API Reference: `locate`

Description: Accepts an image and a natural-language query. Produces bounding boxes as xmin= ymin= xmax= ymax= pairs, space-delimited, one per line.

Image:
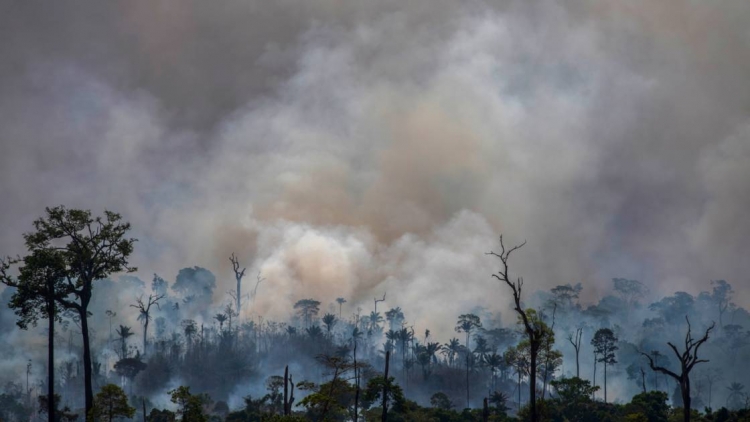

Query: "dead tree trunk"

xmin=641 ymin=317 xmax=715 ymax=422
xmin=488 ymin=236 xmax=543 ymax=422
xmin=229 ymin=253 xmax=246 ymax=313
xmin=567 ymin=328 xmax=582 ymax=378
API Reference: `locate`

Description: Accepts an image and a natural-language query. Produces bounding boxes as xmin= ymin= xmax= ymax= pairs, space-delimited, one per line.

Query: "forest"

xmin=0 ymin=207 xmax=748 ymax=422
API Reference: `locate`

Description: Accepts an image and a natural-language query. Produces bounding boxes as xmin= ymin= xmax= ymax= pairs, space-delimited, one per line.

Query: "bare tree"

xmin=252 ymin=272 xmax=265 ymax=307
xmin=567 ymin=327 xmax=583 ymax=378
xmin=374 ymin=293 xmax=386 ymax=313
xmin=641 ymin=317 xmax=715 ymax=422
xmin=229 ymin=253 xmax=247 ymax=313
xmin=488 ymin=235 xmax=546 ymax=422
xmin=131 ymin=293 xmax=165 ymax=354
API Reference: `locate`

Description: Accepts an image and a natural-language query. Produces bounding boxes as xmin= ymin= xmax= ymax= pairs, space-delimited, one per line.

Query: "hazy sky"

xmin=1 ymin=0 xmax=749 ymax=332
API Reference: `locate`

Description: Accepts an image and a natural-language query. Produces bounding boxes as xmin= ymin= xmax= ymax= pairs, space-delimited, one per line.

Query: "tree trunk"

xmin=466 ymin=354 xmax=470 ymax=408
xmin=47 ymin=293 xmax=55 ymax=422
xmin=575 ymin=349 xmax=580 ymax=379
xmin=143 ymin=319 xmax=149 ymax=355
xmin=284 ymin=366 xmax=289 ymax=415
xmin=604 ymin=362 xmax=608 ymax=403
xmin=517 ymin=370 xmax=521 ymax=411
xmin=681 ymin=378 xmax=691 ymax=422
xmin=382 ymin=351 xmax=390 ymax=422
xmin=529 ymin=347 xmax=538 ymax=422
xmin=80 ymin=304 xmax=94 ymax=421
xmin=592 ymin=354 xmax=597 ymax=400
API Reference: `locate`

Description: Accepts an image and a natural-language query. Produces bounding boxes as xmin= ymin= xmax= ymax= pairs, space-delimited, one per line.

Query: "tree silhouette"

xmin=641 ymin=317 xmax=715 ymax=422
xmin=591 ymin=328 xmax=618 ymax=402
xmin=322 ymin=313 xmax=337 ymax=338
xmin=336 ymin=298 xmax=346 ymax=318
xmin=456 ymin=313 xmax=481 ymax=408
xmin=21 ymin=206 xmax=136 ymax=418
xmin=229 ymin=253 xmax=247 ymax=313
xmin=726 ymin=382 xmax=745 ymax=409
xmin=131 ymin=292 xmax=165 ymax=354
xmin=488 ymin=235 xmax=545 ymax=422
xmin=294 ymin=299 xmax=321 ymax=327
xmin=116 ymin=325 xmax=135 ymax=359
xmin=214 ymin=313 xmax=228 ymax=331
xmin=1 ymin=248 xmax=68 ymax=422
xmin=567 ymin=327 xmax=583 ymax=378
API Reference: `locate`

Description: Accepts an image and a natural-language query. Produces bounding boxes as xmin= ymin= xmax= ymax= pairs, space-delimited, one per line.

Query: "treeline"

xmin=1 ymin=206 xmax=749 ymax=422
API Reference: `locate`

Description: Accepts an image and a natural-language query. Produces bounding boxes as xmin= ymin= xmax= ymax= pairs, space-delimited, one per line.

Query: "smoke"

xmin=2 ymin=0 xmax=750 ymax=374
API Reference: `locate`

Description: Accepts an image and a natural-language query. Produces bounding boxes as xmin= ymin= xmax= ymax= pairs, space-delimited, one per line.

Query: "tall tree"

xmin=131 ymin=292 xmax=165 ymax=354
xmin=336 ymin=298 xmax=346 ymax=318
xmin=641 ymin=317 xmax=715 ymax=422
xmin=322 ymin=313 xmax=337 ymax=338
xmin=22 ymin=206 xmax=136 ymax=419
xmin=229 ymin=253 xmax=246 ymax=313
xmin=294 ymin=299 xmax=321 ymax=327
xmin=591 ymin=328 xmax=618 ymax=402
xmin=710 ymin=280 xmax=733 ymax=329
xmin=567 ymin=327 xmax=583 ymax=378
xmin=116 ymin=325 xmax=135 ymax=359
xmin=1 ymin=249 xmax=68 ymax=422
xmin=455 ymin=313 xmax=481 ymax=408
xmin=488 ymin=235 xmax=544 ymax=422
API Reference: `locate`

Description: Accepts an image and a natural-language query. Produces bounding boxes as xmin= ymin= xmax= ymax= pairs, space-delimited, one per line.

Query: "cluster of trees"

xmin=1 ymin=206 xmax=749 ymax=422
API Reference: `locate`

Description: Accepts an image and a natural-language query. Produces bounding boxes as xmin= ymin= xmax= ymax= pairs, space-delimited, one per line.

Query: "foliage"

xmin=88 ymin=384 xmax=135 ymax=422
xmin=170 ymin=386 xmax=209 ymax=422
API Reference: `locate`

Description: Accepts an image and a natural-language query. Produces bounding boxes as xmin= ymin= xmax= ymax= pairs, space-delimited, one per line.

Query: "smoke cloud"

xmin=2 ymin=0 xmax=750 ymax=342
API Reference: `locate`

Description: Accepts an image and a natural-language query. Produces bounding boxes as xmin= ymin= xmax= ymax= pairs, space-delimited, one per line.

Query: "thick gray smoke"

xmin=1 ymin=0 xmax=749 ymax=351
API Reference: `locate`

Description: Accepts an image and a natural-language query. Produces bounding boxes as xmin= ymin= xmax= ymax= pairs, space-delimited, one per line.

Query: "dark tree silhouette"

xmin=294 ymin=299 xmax=321 ymax=327
xmin=591 ymin=328 xmax=618 ymax=402
xmin=488 ymin=235 xmax=545 ymax=422
xmin=456 ymin=313 xmax=481 ymax=408
xmin=116 ymin=325 xmax=135 ymax=359
xmin=131 ymin=292 xmax=165 ymax=354
xmin=567 ymin=327 xmax=583 ymax=378
xmin=20 ymin=206 xmax=136 ymax=419
xmin=322 ymin=313 xmax=337 ymax=338
xmin=641 ymin=317 xmax=715 ymax=422
xmin=1 ymin=249 xmax=68 ymax=422
xmin=336 ymin=297 xmax=346 ymax=318
xmin=229 ymin=253 xmax=247 ymax=313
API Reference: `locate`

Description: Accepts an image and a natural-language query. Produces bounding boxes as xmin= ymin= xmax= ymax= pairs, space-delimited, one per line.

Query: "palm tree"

xmin=321 ymin=313 xmax=337 ymax=338
xmin=214 ymin=313 xmax=228 ymax=331
xmin=727 ymin=382 xmax=746 ymax=409
xmin=456 ymin=314 xmax=482 ymax=408
xmin=385 ymin=307 xmax=404 ymax=331
xmin=368 ymin=311 xmax=384 ymax=333
xmin=182 ymin=320 xmax=197 ymax=349
xmin=386 ymin=330 xmax=398 ymax=354
xmin=444 ymin=338 xmax=461 ymax=368
xmin=455 ymin=314 xmax=482 ymax=351
xmin=115 ymin=325 xmax=134 ymax=359
xmin=473 ymin=335 xmax=491 ymax=361
xmin=335 ymin=298 xmax=346 ymax=318
xmin=306 ymin=325 xmax=324 ymax=340
xmin=484 ymin=353 xmax=504 ymax=392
